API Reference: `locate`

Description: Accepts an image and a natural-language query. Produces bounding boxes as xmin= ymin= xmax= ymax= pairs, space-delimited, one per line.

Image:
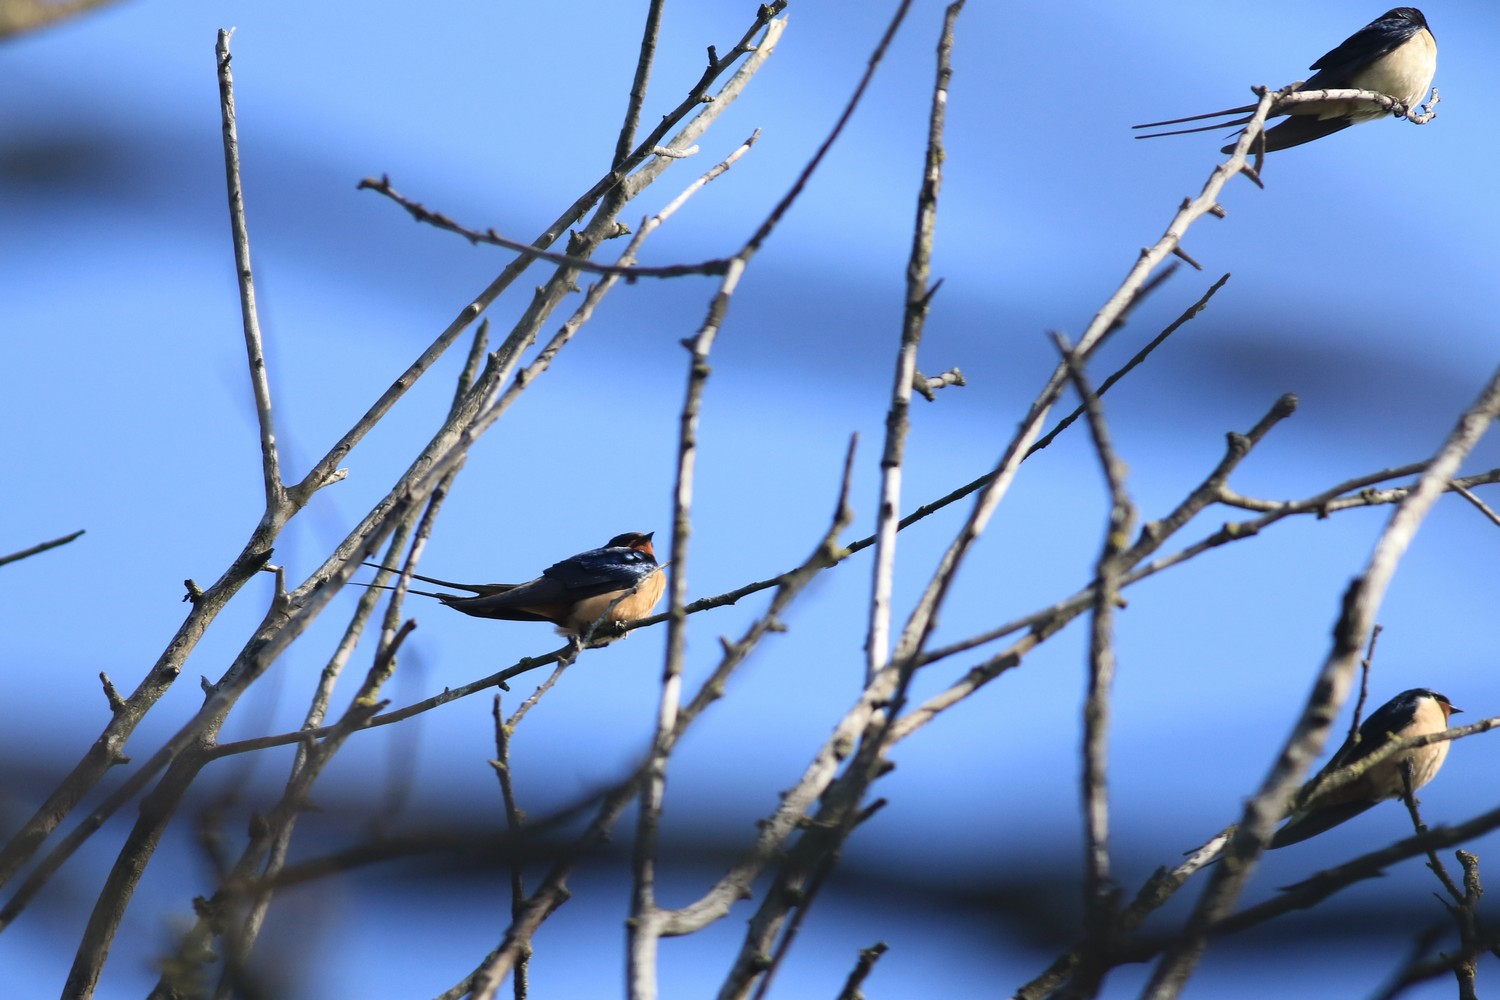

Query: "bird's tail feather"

xmin=346 ymin=579 xmax=453 ymax=601
xmin=1133 ymin=103 xmax=1258 ymax=130
xmin=1269 ymin=799 xmax=1379 ymax=849
xmin=1135 ymin=117 xmax=1253 ymax=140
xmin=1220 ymin=114 xmax=1352 ymax=153
xmin=361 ymin=561 xmax=515 ymax=595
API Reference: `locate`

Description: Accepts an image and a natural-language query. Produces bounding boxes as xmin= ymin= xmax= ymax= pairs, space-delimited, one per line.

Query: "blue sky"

xmin=3 ymin=2 xmax=1499 ymax=997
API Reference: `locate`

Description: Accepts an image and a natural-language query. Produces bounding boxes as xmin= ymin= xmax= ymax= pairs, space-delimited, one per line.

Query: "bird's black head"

xmin=1387 ymin=688 xmax=1459 ymax=721
xmin=605 ymin=531 xmax=656 ymax=559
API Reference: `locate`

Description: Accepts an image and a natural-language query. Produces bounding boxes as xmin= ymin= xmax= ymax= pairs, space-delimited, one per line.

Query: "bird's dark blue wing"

xmin=1306 ymin=8 xmax=1423 ymax=82
xmin=542 ymin=545 xmax=657 ymax=596
xmin=1320 ymin=687 xmax=1427 ymax=772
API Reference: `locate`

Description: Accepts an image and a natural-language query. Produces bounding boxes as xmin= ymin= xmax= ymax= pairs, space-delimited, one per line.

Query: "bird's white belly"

xmin=1341 ymin=31 xmax=1438 ymax=120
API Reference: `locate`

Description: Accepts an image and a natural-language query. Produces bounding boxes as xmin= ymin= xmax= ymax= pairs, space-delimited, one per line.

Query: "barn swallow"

xmin=1134 ymin=8 xmax=1436 ymax=153
xmin=1270 ymin=688 xmax=1459 ymax=848
xmin=358 ymin=531 xmax=665 ymax=641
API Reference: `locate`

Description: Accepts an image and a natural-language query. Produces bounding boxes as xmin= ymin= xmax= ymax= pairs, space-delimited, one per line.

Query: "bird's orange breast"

xmin=555 ymin=568 xmax=666 ymax=639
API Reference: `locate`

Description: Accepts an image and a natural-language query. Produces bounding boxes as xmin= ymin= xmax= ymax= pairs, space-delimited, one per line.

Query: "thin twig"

xmin=339 ymin=45 xmax=784 ymax=591
xmin=506 ymin=664 xmax=570 ymax=731
xmin=867 ymin=0 xmax=957 ymax=684
xmin=219 ymin=485 xmax=449 ymax=996
xmin=0 ymin=16 xmax=794 ymax=992
xmin=1399 ymin=761 xmax=1463 ymax=904
xmin=1031 ymin=274 xmax=1229 ymax=456
xmin=1347 ymin=624 xmax=1382 ymax=745
xmin=491 ymin=696 xmax=531 ymax=1000
xmin=1452 ymin=481 xmax=1500 ymax=527
xmin=457 ymin=139 xmax=779 ymax=996
xmin=1271 ymin=85 xmax=1438 ymax=123
xmin=1451 ymin=852 xmax=1486 ymax=999
xmin=358 ymin=176 xmax=733 ymax=280
xmin=216 ymin=28 xmax=284 ymax=507
xmin=1053 ymin=330 xmax=1136 ymax=995
xmin=834 ymin=942 xmax=889 ymax=1000
xmin=0 ymin=529 xmax=85 ymax=568
xmin=912 ymin=366 xmax=964 ymax=400
xmin=854 ymin=264 xmax=1185 ymax=533
xmin=613 ymin=0 xmax=664 ymax=170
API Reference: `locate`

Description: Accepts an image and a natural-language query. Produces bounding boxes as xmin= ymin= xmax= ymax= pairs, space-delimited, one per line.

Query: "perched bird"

xmin=1134 ymin=8 xmax=1437 ymax=153
xmin=1271 ymin=688 xmax=1459 ymax=848
xmin=359 ymin=531 xmax=665 ymax=641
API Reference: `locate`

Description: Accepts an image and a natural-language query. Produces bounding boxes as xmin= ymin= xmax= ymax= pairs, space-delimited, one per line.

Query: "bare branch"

xmin=0 ymin=529 xmax=85 ymax=568
xmin=1031 ymin=274 xmax=1229 ymax=456
xmin=834 ymin=942 xmax=889 ymax=1000
xmin=1270 ymin=85 xmax=1440 ymax=124
xmin=491 ymin=696 xmax=531 ymax=1000
xmin=613 ymin=0 xmax=666 ymax=170
xmin=1052 ymin=331 xmax=1136 ymax=993
xmin=357 ymin=175 xmax=733 ymax=279
xmin=1452 ymin=481 xmax=1500 ymax=527
xmin=867 ymin=0 xmax=957 ymax=683
xmin=215 ymin=29 xmax=284 ymax=507
xmin=911 ymin=366 xmax=964 ymax=401
xmin=1398 ymin=760 xmax=1463 ymax=906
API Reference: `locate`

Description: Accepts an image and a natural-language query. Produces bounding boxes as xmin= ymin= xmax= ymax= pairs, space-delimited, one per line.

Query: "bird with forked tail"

xmin=356 ymin=531 xmax=665 ymax=643
xmin=1134 ymin=8 xmax=1436 ymax=154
